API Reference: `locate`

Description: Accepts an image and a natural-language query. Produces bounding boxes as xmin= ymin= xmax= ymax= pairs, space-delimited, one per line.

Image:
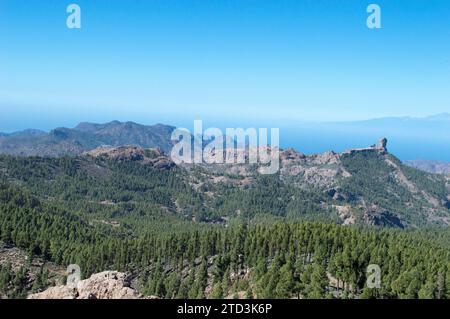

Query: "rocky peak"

xmin=280 ymin=148 xmax=306 ymax=161
xmin=343 ymin=138 xmax=389 ymax=156
xmin=377 ymin=138 xmax=388 ymax=152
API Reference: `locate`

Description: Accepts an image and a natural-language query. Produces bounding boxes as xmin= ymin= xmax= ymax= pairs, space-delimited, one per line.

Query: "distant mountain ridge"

xmin=405 ymin=159 xmax=450 ymax=175
xmin=329 ymin=113 xmax=450 ymax=124
xmin=0 ymin=121 xmax=176 ymax=157
xmin=2 ymin=116 xmax=449 ymax=162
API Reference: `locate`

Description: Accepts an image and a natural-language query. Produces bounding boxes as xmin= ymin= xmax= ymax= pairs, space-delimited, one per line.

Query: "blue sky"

xmin=1 ymin=0 xmax=450 ymax=131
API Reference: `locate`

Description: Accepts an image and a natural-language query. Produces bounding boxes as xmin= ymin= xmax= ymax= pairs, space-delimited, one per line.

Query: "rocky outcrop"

xmin=363 ymin=207 xmax=404 ymax=228
xmin=377 ymin=138 xmax=388 ymax=152
xmin=326 ymin=188 xmax=350 ymax=201
xmin=343 ymin=138 xmax=388 ymax=156
xmin=279 ymin=149 xmax=349 ymax=188
xmin=85 ymin=146 xmax=175 ymax=170
xmin=280 ymin=148 xmax=306 ymax=161
xmin=28 ymin=271 xmax=149 ymax=299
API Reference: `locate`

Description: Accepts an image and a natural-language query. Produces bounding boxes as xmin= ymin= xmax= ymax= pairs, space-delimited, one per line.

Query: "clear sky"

xmin=1 ymin=0 xmax=450 ymax=131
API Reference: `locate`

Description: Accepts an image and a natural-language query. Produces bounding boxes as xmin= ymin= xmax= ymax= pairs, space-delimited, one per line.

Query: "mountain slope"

xmin=186 ymin=139 xmax=450 ymax=227
xmin=0 ymin=139 xmax=449 ymax=228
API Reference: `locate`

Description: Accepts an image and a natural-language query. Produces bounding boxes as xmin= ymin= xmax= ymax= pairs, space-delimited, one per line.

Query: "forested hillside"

xmin=0 ymin=141 xmax=448 ymax=228
xmin=1 ymin=182 xmax=450 ymax=299
xmin=0 ymin=145 xmax=450 ymax=299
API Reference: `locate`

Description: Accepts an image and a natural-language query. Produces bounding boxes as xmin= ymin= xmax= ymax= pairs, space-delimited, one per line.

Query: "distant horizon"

xmin=1 ymin=111 xmax=449 ymax=134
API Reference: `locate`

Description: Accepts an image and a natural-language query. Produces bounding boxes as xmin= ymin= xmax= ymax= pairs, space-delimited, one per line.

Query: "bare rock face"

xmin=85 ymin=146 xmax=175 ymax=170
xmin=280 ymin=148 xmax=306 ymax=161
xmin=28 ymin=271 xmax=145 ymax=299
xmin=363 ymin=206 xmax=404 ymax=228
xmin=279 ymin=149 xmax=348 ymax=188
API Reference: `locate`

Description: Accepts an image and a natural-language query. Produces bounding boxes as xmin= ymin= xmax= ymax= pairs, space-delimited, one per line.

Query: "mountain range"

xmin=2 ymin=116 xmax=450 ymax=163
xmin=0 ymin=121 xmax=175 ymax=157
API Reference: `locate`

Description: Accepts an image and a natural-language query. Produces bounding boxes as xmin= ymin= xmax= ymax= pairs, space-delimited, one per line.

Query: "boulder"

xmin=28 ymin=271 xmax=147 ymax=299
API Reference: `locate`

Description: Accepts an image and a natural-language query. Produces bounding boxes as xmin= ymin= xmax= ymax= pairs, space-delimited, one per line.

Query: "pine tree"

xmin=308 ymin=264 xmax=328 ymax=299
xmin=210 ymin=282 xmax=224 ymax=299
xmin=418 ymin=276 xmax=437 ymax=299
xmin=275 ymin=261 xmax=294 ymax=298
